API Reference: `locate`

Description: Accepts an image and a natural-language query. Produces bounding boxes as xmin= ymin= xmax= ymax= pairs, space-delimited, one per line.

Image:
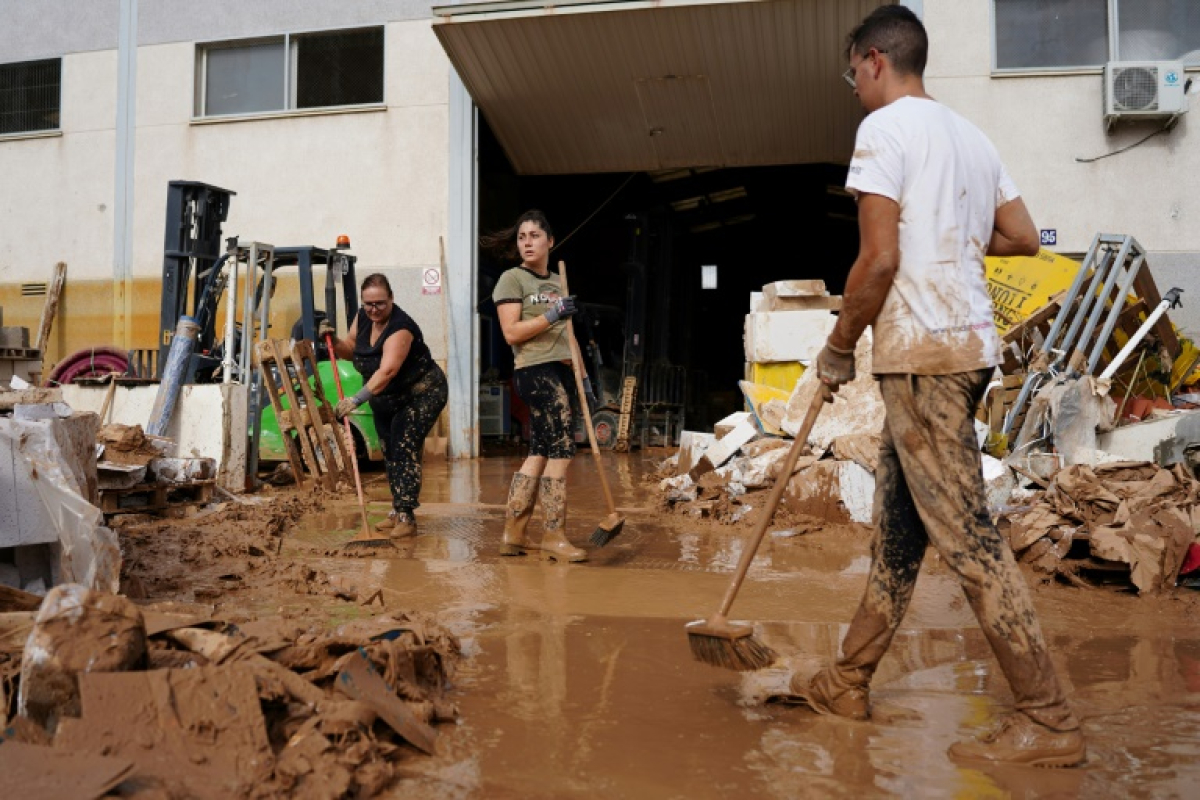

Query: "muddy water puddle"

xmin=283 ymin=456 xmax=1200 ymax=797
xmin=386 ymin=608 xmax=1200 ymax=799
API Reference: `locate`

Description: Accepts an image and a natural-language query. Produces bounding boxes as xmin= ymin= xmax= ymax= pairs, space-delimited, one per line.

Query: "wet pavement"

xmin=287 ymin=453 xmax=1200 ymax=799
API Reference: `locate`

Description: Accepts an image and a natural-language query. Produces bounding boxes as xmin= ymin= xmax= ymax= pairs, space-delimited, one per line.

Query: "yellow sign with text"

xmin=985 ymin=249 xmax=1082 ymax=335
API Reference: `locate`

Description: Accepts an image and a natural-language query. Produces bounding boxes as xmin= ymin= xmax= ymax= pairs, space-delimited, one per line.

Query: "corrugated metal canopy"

xmin=432 ymin=0 xmax=891 ymax=175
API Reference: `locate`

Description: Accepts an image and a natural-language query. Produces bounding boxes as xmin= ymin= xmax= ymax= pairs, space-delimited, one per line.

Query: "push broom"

xmin=326 ymin=332 xmax=395 ymax=552
xmin=559 ymin=261 xmax=626 ymax=547
xmin=687 ymin=385 xmax=831 ymax=670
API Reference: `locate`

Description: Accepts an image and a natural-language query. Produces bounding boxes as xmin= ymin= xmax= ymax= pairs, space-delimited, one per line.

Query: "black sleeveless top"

xmin=352 ymin=306 xmax=435 ymax=396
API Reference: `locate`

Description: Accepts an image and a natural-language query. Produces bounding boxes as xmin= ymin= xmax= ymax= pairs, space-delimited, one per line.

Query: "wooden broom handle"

xmin=716 ymin=386 xmax=829 ymax=618
xmin=559 ymin=261 xmax=618 ymax=514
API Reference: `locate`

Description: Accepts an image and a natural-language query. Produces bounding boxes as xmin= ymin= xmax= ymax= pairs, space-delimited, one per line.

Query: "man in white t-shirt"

xmin=794 ymin=7 xmax=1085 ymax=768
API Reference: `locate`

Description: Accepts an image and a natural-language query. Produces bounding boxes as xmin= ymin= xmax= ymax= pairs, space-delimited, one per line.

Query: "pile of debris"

xmin=999 ymin=462 xmax=1200 ymax=594
xmin=1 ymin=583 xmax=460 ymax=799
xmin=659 ymin=236 xmax=1200 ymax=594
xmin=97 ymin=423 xmax=216 ymax=516
xmin=658 ymin=329 xmax=881 ymax=528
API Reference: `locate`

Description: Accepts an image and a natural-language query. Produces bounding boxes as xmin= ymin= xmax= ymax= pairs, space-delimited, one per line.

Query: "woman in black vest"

xmin=323 ymin=273 xmax=447 ymax=537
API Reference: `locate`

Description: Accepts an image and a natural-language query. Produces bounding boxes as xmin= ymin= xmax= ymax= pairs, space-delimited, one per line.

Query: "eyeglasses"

xmin=362 ymin=300 xmax=389 ymax=310
xmin=843 ymin=48 xmax=887 ymax=90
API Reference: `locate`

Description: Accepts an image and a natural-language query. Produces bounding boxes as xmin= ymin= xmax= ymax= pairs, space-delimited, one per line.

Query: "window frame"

xmin=193 ymin=24 xmax=387 ymax=122
xmin=991 ymin=0 xmax=1200 ymax=76
xmin=0 ymin=56 xmax=64 ymax=140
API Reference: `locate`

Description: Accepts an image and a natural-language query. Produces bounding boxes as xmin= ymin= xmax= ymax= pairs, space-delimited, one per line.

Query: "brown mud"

xmin=10 ymin=452 xmax=1199 ymax=797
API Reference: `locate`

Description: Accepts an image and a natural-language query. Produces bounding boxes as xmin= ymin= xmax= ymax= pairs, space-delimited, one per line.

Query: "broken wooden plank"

xmin=336 ymin=649 xmax=438 ymax=755
xmin=35 ymin=262 xmax=67 ymax=368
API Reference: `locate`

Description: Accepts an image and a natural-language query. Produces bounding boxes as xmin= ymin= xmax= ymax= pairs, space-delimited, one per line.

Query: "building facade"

xmin=0 ymin=0 xmax=1197 ymax=457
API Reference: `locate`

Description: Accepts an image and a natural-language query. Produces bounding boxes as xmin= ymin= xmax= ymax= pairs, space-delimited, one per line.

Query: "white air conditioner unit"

xmin=1104 ymin=61 xmax=1189 ymax=131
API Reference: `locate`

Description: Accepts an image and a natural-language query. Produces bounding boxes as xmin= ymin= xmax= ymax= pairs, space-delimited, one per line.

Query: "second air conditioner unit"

xmin=1104 ymin=60 xmax=1189 ymax=131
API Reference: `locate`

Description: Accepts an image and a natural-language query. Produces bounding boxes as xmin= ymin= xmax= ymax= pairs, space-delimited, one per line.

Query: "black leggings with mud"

xmin=834 ymin=370 xmax=1078 ymax=731
xmin=513 ymin=362 xmax=576 ymax=459
xmin=369 ymin=365 xmax=448 ymax=513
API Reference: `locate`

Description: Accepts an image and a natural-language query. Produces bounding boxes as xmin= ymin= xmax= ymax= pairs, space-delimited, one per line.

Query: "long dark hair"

xmin=479 ymin=209 xmax=554 ymax=262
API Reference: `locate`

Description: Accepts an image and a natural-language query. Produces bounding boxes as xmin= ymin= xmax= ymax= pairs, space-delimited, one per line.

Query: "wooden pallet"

xmin=613 ymin=376 xmax=638 ymax=453
xmin=255 ymin=338 xmax=349 ymax=491
xmin=100 ymin=480 xmax=214 ymax=514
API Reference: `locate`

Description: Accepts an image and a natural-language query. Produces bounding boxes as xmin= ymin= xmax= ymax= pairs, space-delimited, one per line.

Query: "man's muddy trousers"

xmin=368 ymin=364 xmax=449 ymax=514
xmin=832 ymin=369 xmax=1078 ymax=731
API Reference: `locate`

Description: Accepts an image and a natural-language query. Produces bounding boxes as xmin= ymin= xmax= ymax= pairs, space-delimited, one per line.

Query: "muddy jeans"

xmin=833 ymin=370 xmax=1078 ymax=731
xmin=369 ymin=364 xmax=448 ymax=513
xmin=513 ymin=361 xmax=577 ymax=459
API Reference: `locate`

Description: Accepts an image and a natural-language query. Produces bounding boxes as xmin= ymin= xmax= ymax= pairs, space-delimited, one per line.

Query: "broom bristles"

xmin=686 ymin=625 xmax=778 ymax=672
xmin=342 ymin=535 xmax=397 ymax=552
xmin=589 ymin=514 xmax=626 ymax=547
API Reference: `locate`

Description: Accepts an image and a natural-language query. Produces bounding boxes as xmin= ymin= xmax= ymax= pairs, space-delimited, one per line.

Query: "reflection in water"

xmin=287 ymin=454 xmax=1200 ymax=797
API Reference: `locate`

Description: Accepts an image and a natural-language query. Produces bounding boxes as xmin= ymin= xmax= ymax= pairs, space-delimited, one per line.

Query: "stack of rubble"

xmin=97 ymin=423 xmax=216 ymax=516
xmin=660 ymin=325 xmax=882 ymax=528
xmin=0 ymin=583 xmax=460 ymax=798
xmin=744 ymin=280 xmax=839 ymax=394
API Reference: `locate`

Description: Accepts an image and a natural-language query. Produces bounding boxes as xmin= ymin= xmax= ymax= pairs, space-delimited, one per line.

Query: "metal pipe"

xmin=147 ymin=315 xmax=200 ymax=438
xmin=1086 ymin=252 xmax=1146 ymax=374
xmin=1098 ymin=288 xmax=1183 ymax=381
xmin=1070 ymin=237 xmax=1135 ymax=370
xmin=1056 ymin=245 xmax=1117 ymax=369
xmin=222 ymin=257 xmax=238 ymax=384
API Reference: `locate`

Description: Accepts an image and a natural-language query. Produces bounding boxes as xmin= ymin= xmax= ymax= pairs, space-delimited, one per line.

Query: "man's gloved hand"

xmin=544 ymin=295 xmax=578 ymax=324
xmin=335 ymin=397 xmax=359 ymax=420
xmin=317 ymin=319 xmax=336 ymax=342
xmin=815 ymin=341 xmax=856 ymax=390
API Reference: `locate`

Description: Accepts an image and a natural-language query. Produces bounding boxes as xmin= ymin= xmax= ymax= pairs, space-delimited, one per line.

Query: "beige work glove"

xmin=815 ymin=342 xmax=856 ymax=391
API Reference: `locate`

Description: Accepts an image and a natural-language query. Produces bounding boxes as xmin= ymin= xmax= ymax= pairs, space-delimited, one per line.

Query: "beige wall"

xmin=0 ymin=19 xmax=453 ymax=363
xmin=924 ymin=0 xmax=1198 ymax=257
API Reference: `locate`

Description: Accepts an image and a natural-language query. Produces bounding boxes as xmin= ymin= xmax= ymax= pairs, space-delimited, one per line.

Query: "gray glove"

xmin=544 ymin=295 xmax=578 ymax=324
xmin=317 ymin=319 xmax=336 ymax=341
xmin=334 ymin=397 xmax=358 ymax=420
xmin=815 ymin=342 xmax=856 ymax=390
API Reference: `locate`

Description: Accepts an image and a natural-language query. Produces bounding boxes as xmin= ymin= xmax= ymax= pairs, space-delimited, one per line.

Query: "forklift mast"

xmin=158 ymin=181 xmax=236 ymax=378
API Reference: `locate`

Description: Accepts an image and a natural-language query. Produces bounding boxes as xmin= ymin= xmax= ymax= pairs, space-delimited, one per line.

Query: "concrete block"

xmin=0 ymin=327 xmax=30 ymax=349
xmin=744 ymin=311 xmax=837 ymax=363
xmin=783 ymin=460 xmax=874 ymax=524
xmin=690 ymin=417 xmax=759 ymax=479
xmin=676 ymin=431 xmax=715 ymax=476
xmin=715 ymin=411 xmax=752 ymax=439
xmin=1095 ymin=412 xmax=1200 ymax=466
xmin=763 ymin=280 xmax=827 ymax=300
xmin=765 ymin=295 xmax=843 ymax=312
xmin=750 ymin=291 xmax=763 ymax=313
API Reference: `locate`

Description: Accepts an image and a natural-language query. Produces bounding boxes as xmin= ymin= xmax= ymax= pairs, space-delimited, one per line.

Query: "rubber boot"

xmin=538 ymin=476 xmax=586 ymax=563
xmin=501 ymin=473 xmax=539 ymax=556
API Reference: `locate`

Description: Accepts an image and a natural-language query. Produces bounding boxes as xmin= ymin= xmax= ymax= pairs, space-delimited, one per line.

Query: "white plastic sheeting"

xmin=0 ymin=417 xmax=120 ymax=593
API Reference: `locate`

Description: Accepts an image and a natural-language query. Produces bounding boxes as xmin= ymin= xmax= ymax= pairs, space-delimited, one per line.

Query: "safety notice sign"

xmin=422 ymin=267 xmax=442 ymax=295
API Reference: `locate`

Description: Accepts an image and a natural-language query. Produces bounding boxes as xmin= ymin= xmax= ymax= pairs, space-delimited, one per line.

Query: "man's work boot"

xmin=790 ymin=666 xmax=870 ymax=721
xmin=537 ymin=476 xmax=586 ymax=563
xmin=948 ymin=713 xmax=1086 ymax=768
xmin=501 ymin=473 xmax=539 ymax=556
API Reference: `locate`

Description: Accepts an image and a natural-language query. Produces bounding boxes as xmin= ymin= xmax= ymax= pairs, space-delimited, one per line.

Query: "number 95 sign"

xmin=1039 ymin=229 xmax=1057 ymax=247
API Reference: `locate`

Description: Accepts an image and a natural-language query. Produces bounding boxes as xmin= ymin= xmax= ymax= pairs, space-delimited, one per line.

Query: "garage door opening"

xmin=475 ymin=118 xmax=860 ymax=452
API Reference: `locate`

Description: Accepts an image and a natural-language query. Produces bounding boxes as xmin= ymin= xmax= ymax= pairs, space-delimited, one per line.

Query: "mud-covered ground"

xmin=111 ymin=451 xmax=1200 ymax=799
